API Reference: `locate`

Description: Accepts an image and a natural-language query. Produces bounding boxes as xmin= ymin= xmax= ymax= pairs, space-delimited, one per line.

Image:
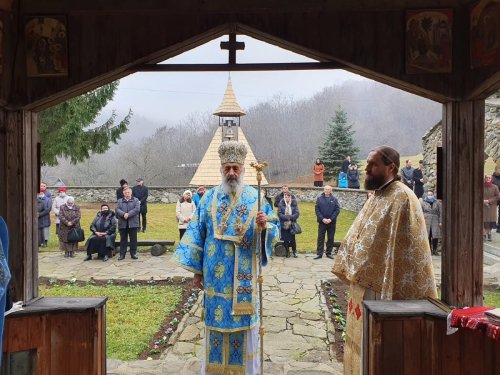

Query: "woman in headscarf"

xmin=58 ymin=196 xmax=81 ymax=257
xmin=484 ymin=175 xmax=500 ymax=242
xmin=84 ymin=204 xmax=117 ymax=262
xmin=419 ymin=189 xmax=442 ymax=255
xmin=278 ymin=192 xmax=300 ymax=258
xmin=176 ymin=190 xmax=196 ymax=239
xmin=347 ymin=163 xmax=360 ymax=189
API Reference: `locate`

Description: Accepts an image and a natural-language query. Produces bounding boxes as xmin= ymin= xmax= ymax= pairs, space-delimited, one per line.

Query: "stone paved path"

xmin=38 ymin=232 xmax=500 ymax=375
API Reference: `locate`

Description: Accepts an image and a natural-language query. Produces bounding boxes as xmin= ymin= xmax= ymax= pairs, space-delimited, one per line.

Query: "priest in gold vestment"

xmin=332 ymin=146 xmax=437 ymax=375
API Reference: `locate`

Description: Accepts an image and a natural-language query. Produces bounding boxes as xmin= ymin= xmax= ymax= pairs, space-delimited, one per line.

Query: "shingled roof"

xmin=213 ymin=79 xmax=247 ymax=117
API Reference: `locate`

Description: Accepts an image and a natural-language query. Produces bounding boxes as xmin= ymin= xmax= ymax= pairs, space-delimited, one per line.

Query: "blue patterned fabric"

xmin=208 ymin=330 xmax=224 ymax=365
xmin=228 ymin=331 xmax=245 ymax=367
xmin=174 ymin=185 xmax=278 ymax=332
xmin=0 ymin=217 xmax=12 ymax=368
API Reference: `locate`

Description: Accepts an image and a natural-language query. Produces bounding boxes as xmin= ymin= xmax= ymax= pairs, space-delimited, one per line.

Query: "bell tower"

xmin=189 ymin=78 xmax=268 ymax=186
xmin=213 ymin=78 xmax=246 ymax=141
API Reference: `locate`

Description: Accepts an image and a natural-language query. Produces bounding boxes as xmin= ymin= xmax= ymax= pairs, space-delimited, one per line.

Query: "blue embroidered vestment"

xmin=174 ymin=185 xmax=278 ymax=332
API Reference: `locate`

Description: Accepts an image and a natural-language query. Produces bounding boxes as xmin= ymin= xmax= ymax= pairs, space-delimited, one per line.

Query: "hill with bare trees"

xmin=42 ymin=80 xmax=441 ymax=185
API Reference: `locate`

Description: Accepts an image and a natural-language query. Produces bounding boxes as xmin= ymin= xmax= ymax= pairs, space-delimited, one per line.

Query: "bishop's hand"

xmin=256 ymin=211 xmax=267 ymax=229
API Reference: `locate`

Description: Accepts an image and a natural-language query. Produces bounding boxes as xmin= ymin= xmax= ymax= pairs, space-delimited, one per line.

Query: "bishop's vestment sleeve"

xmin=261 ymin=199 xmax=279 ymax=266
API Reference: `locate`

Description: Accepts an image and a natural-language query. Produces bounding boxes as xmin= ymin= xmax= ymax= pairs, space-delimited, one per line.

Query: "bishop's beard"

xmin=221 ymin=171 xmax=245 ymax=195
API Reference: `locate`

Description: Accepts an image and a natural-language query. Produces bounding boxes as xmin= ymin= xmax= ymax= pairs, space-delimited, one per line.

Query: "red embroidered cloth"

xmin=450 ymin=306 xmax=500 ymax=341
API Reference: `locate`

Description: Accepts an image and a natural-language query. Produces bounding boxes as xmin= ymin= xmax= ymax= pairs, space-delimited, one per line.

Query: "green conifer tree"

xmin=38 ymin=81 xmax=132 ymax=166
xmin=318 ymin=107 xmax=360 ymax=180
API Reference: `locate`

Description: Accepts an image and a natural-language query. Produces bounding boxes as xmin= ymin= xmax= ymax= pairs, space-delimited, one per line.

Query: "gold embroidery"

xmin=215 ymin=262 xmax=225 ymax=279
xmin=208 ymin=243 xmax=216 ymax=257
xmin=212 ymin=186 xmax=244 ymax=237
xmin=205 ymin=289 xmax=232 ymax=299
xmin=225 ymin=243 xmax=235 ymax=256
xmin=215 ymin=305 xmax=223 ymax=323
xmin=241 ymin=257 xmax=250 ymax=272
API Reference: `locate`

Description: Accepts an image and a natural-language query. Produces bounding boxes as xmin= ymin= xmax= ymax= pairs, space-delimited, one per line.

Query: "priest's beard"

xmin=222 ymin=171 xmax=245 ymax=195
xmin=364 ymin=173 xmax=387 ymax=190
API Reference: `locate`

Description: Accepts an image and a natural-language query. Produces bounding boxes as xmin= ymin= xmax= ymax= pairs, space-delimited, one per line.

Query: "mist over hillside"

xmin=43 ymin=80 xmax=441 ymax=185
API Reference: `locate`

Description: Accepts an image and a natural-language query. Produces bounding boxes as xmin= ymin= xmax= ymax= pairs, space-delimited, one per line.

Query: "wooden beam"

xmin=20 ymin=0 xmax=472 ymax=14
xmin=466 ymin=70 xmax=500 ymax=101
xmin=0 ymin=0 xmax=13 ymax=11
xmin=0 ymin=110 xmax=38 ymax=303
xmin=441 ymin=100 xmax=485 ymax=307
xmin=131 ymin=62 xmax=345 ymax=73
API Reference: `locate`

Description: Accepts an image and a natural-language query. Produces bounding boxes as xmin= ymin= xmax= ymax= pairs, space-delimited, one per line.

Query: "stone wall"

xmin=422 ymin=96 xmax=500 ymax=189
xmin=54 ymin=186 xmax=368 ymax=213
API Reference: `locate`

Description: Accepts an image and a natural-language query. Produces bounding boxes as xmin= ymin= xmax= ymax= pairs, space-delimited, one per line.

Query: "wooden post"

xmin=0 ymin=109 xmax=39 ymax=303
xmin=441 ymin=100 xmax=485 ymax=307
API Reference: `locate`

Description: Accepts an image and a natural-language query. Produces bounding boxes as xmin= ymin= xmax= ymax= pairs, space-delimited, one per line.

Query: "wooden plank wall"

xmin=367 ymin=316 xmax=500 ymax=375
xmin=10 ymin=1 xmax=481 ymax=109
xmin=0 ymin=109 xmax=38 ymax=303
xmin=3 ymin=309 xmax=106 ymax=375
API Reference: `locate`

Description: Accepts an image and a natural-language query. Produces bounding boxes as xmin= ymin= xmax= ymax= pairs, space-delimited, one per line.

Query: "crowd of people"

xmin=312 ymin=156 xmax=360 ymax=189
xmin=36 ymin=177 xmax=151 ymax=261
xmin=37 ymin=160 xmax=500 ymax=265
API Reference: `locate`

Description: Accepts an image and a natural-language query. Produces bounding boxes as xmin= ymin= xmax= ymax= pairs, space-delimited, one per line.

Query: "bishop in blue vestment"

xmin=174 ymin=141 xmax=278 ymax=375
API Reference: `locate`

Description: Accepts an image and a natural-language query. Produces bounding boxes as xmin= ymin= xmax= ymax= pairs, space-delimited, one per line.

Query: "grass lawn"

xmin=484 ymin=288 xmax=500 ymax=307
xmin=41 ymin=201 xmax=358 ymax=254
xmin=39 ymin=282 xmax=183 ymax=360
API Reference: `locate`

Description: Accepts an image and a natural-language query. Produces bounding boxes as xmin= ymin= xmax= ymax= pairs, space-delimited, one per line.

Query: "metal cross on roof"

xmin=220 ymin=33 xmax=245 ymax=64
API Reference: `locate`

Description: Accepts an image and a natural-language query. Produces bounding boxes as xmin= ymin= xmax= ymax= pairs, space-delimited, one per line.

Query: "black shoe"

xmin=326 ymin=254 xmax=334 ymax=259
xmin=142 ymin=229 xmax=146 ymax=233
xmin=293 ymin=253 xmax=298 ymax=258
xmin=83 ymin=255 xmax=92 ymax=261
xmin=131 ymin=254 xmax=138 ymax=260
xmin=118 ymin=255 xmax=125 ymax=261
xmin=103 ymin=255 xmax=109 ymax=262
xmin=313 ymin=255 xmax=322 ymax=260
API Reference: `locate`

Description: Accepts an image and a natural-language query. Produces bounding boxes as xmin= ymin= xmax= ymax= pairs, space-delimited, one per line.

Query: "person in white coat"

xmin=175 ymin=190 xmax=196 ymax=240
xmin=52 ymin=187 xmax=69 ymax=235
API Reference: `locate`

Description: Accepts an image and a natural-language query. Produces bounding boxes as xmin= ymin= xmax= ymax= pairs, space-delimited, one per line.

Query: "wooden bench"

xmin=114 ymin=240 xmax=175 ymax=247
xmin=112 ymin=240 xmax=176 ymax=256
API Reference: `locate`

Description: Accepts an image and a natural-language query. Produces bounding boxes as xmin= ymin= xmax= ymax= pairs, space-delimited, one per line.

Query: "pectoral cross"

xmin=220 ymin=33 xmax=245 ymax=64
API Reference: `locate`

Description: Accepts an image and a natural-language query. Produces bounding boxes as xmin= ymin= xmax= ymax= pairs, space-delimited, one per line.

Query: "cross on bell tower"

xmin=220 ymin=33 xmax=245 ymax=64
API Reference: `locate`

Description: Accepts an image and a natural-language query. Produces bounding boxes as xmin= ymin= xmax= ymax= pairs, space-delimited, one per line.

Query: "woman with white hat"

xmin=176 ymin=190 xmax=196 ymax=239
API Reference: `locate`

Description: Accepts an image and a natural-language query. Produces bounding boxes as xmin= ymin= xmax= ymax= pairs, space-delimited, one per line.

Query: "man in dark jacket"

xmin=493 ymin=166 xmax=500 ymax=232
xmin=116 ymin=188 xmax=141 ymax=260
xmin=314 ymin=185 xmax=340 ymax=259
xmin=132 ymin=178 xmax=149 ymax=232
xmin=341 ymin=155 xmax=351 ymax=174
xmin=116 ymin=179 xmax=128 ymax=201
xmin=400 ymin=160 xmax=415 ymax=189
xmin=412 ymin=160 xmax=426 ymax=198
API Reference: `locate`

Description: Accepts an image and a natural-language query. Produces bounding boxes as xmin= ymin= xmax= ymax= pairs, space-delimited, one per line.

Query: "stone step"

xmin=107 ymin=358 xmax=342 ymax=374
